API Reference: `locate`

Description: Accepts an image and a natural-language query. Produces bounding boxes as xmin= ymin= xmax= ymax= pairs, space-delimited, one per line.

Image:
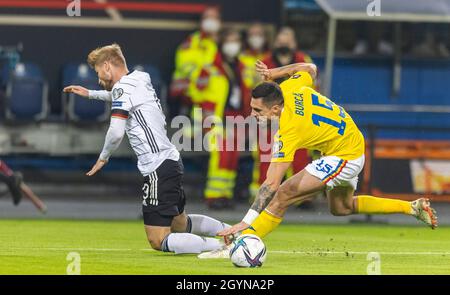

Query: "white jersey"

xmin=106 ymin=70 xmax=179 ymax=176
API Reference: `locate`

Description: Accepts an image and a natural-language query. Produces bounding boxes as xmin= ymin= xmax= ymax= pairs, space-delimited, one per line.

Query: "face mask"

xmin=248 ymin=35 xmax=265 ymax=50
xmin=201 ymin=18 xmax=221 ymax=33
xmin=222 ymin=42 xmax=241 ymax=59
xmin=274 ymin=46 xmax=292 ymax=56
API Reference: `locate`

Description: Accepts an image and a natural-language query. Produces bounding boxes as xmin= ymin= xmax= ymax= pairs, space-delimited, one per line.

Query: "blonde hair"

xmin=87 ymin=43 xmax=126 ymax=68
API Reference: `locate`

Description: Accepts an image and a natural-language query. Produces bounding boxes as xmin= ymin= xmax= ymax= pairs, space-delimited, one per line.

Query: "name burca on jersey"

xmin=271 ymin=71 xmax=365 ymax=162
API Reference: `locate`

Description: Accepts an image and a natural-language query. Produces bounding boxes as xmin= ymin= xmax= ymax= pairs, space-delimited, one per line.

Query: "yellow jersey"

xmin=271 ymin=72 xmax=365 ymax=163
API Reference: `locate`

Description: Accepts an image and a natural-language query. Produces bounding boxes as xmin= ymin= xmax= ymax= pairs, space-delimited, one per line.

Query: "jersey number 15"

xmin=311 ymin=94 xmax=346 ymax=136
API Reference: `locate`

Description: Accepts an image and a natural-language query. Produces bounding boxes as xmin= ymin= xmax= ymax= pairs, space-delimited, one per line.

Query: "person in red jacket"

xmin=201 ymin=29 xmax=251 ymax=210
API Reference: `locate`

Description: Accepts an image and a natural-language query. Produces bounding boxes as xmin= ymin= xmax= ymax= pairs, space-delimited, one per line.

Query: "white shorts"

xmin=305 ymin=155 xmax=365 ymax=191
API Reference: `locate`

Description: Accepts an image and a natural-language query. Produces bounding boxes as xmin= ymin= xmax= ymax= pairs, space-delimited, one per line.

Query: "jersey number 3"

xmin=311 ymin=94 xmax=346 ymax=136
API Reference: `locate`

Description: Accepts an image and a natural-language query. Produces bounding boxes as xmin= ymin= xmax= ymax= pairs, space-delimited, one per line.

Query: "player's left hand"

xmin=86 ymin=159 xmax=108 ymax=176
xmin=218 ymin=221 xmax=250 ymax=243
xmin=255 ymin=60 xmax=272 ymax=81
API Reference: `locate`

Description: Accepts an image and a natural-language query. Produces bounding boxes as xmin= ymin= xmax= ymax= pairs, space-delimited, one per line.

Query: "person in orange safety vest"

xmin=169 ymin=6 xmax=221 ymax=119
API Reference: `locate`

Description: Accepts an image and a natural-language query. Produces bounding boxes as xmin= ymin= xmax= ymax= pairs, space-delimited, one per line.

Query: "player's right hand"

xmin=86 ymin=159 xmax=107 ymax=176
xmin=218 ymin=221 xmax=250 ymax=244
xmin=63 ymin=85 xmax=89 ymax=98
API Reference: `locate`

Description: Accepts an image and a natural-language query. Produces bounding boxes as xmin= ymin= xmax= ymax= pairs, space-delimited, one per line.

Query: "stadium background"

xmin=0 ymin=0 xmax=449 ymax=275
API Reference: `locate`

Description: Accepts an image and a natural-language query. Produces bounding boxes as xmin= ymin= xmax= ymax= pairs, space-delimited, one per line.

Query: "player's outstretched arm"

xmin=256 ymin=60 xmax=317 ymax=81
xmin=86 ymin=117 xmax=126 ymax=176
xmin=63 ymin=85 xmax=112 ymax=102
xmin=63 ymin=85 xmax=89 ymax=97
xmin=249 ymin=162 xmax=290 ymax=213
xmin=218 ymin=161 xmax=291 ymax=239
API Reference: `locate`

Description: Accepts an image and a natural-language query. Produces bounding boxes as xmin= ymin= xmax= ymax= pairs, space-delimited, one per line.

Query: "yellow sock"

xmin=242 ymin=210 xmax=282 ymax=239
xmin=356 ymin=195 xmax=413 ymax=215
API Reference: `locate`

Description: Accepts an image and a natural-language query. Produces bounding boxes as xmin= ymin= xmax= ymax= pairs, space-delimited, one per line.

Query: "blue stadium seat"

xmin=0 ymin=62 xmax=12 ymax=87
xmin=62 ymin=62 xmax=94 ymax=87
xmin=5 ymin=62 xmax=49 ymax=121
xmin=284 ymin=0 xmax=321 ymax=11
xmin=314 ymin=57 xmax=393 ymax=105
xmin=62 ymin=63 xmax=109 ymax=122
xmin=416 ymin=60 xmax=450 ymax=105
xmin=312 ymin=56 xmax=450 ymax=138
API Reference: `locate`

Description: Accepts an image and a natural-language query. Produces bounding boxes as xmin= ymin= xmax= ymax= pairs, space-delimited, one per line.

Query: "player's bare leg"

xmin=199 ymin=171 xmax=331 ymax=259
xmin=327 ymin=187 xmax=438 ymax=229
xmin=196 ymin=171 xmax=326 ymax=259
xmin=170 ymin=212 xmax=188 ymax=233
xmin=239 ymin=170 xmax=325 ymax=240
xmin=145 ymin=225 xmax=171 ymax=250
xmin=327 ymin=186 xmax=355 ymax=216
xmin=266 ymin=170 xmax=325 ymax=217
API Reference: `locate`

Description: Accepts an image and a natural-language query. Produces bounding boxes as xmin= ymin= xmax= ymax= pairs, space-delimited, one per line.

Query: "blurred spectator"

xmin=352 ymin=22 xmax=394 ymax=56
xmin=411 ymin=24 xmax=450 ymax=58
xmin=262 ymin=27 xmax=314 ymax=84
xmin=169 ymin=6 xmax=221 ymax=117
xmin=191 ymin=29 xmax=250 ymax=210
xmin=239 ymin=23 xmax=270 ymax=103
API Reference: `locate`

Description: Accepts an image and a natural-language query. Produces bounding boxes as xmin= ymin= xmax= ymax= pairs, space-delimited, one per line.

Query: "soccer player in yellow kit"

xmin=198 ymin=61 xmax=438 ymax=258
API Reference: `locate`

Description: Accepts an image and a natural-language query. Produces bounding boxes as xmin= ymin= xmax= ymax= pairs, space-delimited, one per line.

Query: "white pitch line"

xmin=1 ymin=248 xmax=450 ymax=256
xmin=0 ymin=248 xmax=133 ymax=252
xmin=271 ymin=250 xmax=450 ymax=255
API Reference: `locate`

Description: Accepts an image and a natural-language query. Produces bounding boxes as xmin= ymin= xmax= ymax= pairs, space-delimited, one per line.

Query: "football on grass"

xmin=229 ymin=234 xmax=267 ymax=267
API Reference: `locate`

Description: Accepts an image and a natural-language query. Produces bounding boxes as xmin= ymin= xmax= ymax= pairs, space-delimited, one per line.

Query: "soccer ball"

xmin=229 ymin=234 xmax=267 ymax=267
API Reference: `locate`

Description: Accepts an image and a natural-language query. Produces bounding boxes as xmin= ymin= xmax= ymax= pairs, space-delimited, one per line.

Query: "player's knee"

xmin=277 ymin=183 xmax=296 ymax=201
xmin=330 ymin=207 xmax=345 ymax=216
xmin=330 ymin=205 xmax=352 ymax=216
xmin=274 ymin=193 xmax=289 ymax=210
xmin=269 ymin=198 xmax=286 ymax=212
xmin=171 ymin=215 xmax=188 ymax=233
xmin=275 ymin=183 xmax=297 ymax=209
xmin=147 ymin=236 xmax=163 ymax=251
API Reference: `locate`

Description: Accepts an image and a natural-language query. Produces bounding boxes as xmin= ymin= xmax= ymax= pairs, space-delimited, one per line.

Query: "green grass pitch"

xmin=0 ymin=219 xmax=449 ymax=274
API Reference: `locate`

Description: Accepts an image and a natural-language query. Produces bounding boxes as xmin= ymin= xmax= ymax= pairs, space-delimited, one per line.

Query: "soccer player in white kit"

xmin=64 ymin=44 xmax=229 ymax=254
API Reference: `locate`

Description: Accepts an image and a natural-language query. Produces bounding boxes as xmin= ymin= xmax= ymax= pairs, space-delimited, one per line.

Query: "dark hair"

xmin=251 ymin=82 xmax=284 ymax=106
